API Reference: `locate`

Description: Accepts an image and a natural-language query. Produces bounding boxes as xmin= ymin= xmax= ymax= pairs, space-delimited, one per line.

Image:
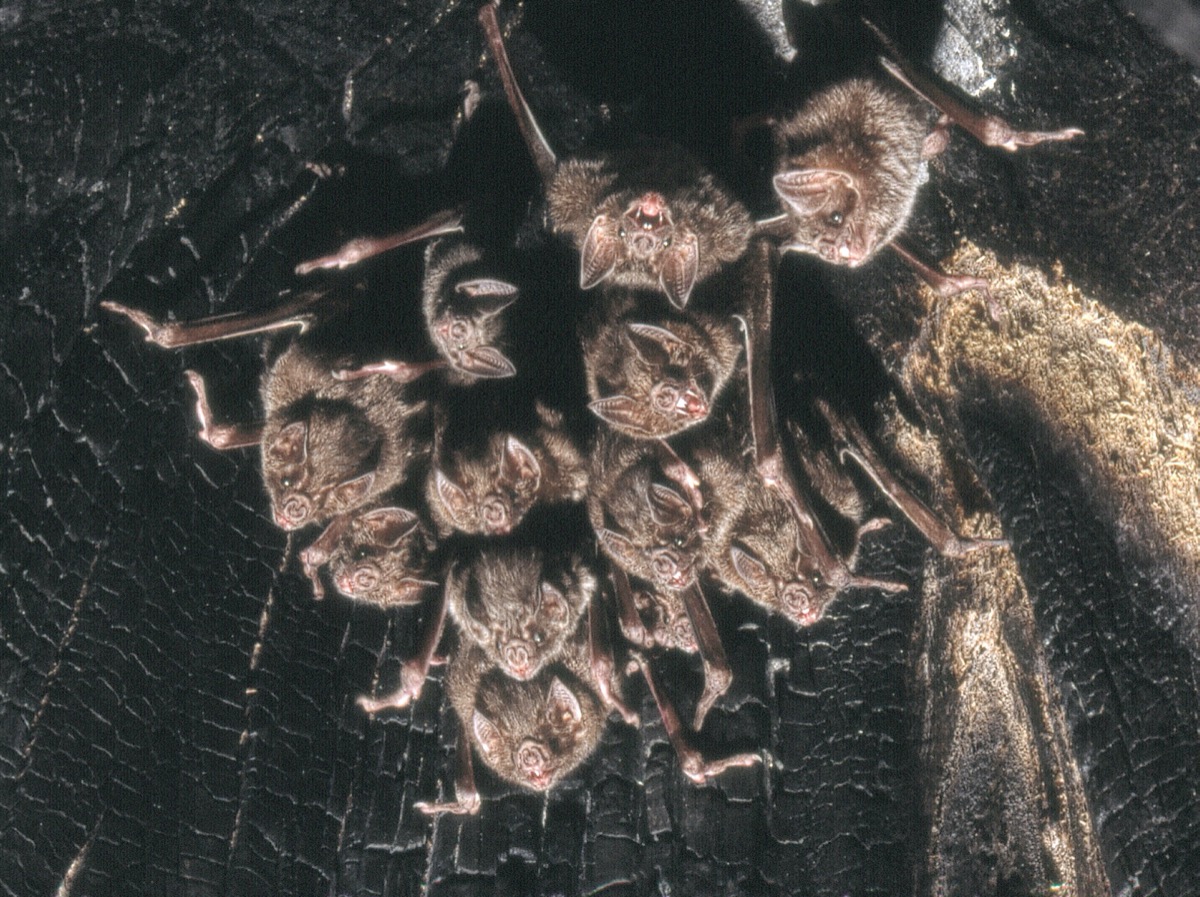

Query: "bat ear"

xmin=473 ymin=711 xmax=505 ymax=762
xmin=626 ymin=322 xmax=686 ymax=364
xmin=580 ymin=214 xmax=620 ymax=289
xmin=360 ymin=507 xmax=420 ymax=547
xmin=457 ymin=347 xmax=517 ymax=379
xmin=268 ymin=421 xmax=308 ymax=464
xmin=546 ymin=677 xmax=583 ymax=725
xmin=539 ymin=581 xmax=567 ymax=620
xmin=333 ymin=471 xmax=376 ymax=508
xmin=596 ymin=527 xmax=640 ymax=571
xmin=455 ymin=278 xmax=519 ymax=317
xmin=659 ymin=231 xmax=699 ymax=309
xmin=772 ymin=169 xmax=854 ymax=214
xmin=500 ymin=435 xmax=541 ymax=493
xmin=648 ymin=483 xmax=691 ymax=527
xmin=588 ymin=395 xmax=651 ymax=436
xmin=434 ymin=469 xmax=473 ymax=528
xmin=730 ymin=544 xmax=773 ymax=595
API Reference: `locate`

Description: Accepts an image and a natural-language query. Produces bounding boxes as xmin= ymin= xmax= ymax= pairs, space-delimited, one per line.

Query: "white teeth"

xmin=838 ymin=244 xmax=851 ymax=259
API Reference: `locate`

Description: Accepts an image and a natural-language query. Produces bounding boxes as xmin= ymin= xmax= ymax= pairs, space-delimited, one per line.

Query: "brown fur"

xmin=259 ymin=339 xmax=430 ymax=530
xmin=446 ymin=638 xmax=605 ymax=792
xmin=548 ymin=144 xmax=754 ymax=301
xmin=773 ymin=78 xmax=927 ymax=265
xmin=446 ymin=536 xmax=596 ymax=681
xmin=324 ymin=506 xmax=436 ymax=608
xmin=426 ymin=403 xmax=588 ymax=538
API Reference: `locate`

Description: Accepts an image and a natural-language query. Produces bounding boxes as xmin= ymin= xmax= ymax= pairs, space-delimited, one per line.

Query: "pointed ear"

xmin=772 ymin=169 xmax=855 ymax=214
xmin=730 ymin=545 xmax=773 ymax=595
xmin=360 ymin=507 xmax=420 ymax=547
xmin=588 ymin=395 xmax=652 ymax=436
xmin=659 ymin=231 xmax=699 ymax=309
xmin=455 ymin=278 xmax=519 ymax=317
xmin=500 ymin=435 xmax=541 ymax=492
xmin=626 ymin=322 xmax=685 ymax=365
xmin=457 ymin=347 xmax=517 ymax=379
xmin=434 ymin=469 xmax=473 ymax=527
xmin=473 ymin=711 xmax=505 ymax=762
xmin=648 ymin=483 xmax=691 ymax=527
xmin=333 ymin=471 xmax=375 ymax=508
xmin=540 ymin=582 xmax=567 ymax=621
xmin=546 ymin=677 xmax=583 ymax=725
xmin=596 ymin=527 xmax=640 ymax=570
xmin=580 ymin=214 xmax=620 ymax=289
xmin=268 ymin=420 xmax=308 ymax=464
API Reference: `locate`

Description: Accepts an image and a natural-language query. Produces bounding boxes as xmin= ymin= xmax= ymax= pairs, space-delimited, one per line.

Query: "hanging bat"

xmin=479 ymin=1 xmax=754 ymax=308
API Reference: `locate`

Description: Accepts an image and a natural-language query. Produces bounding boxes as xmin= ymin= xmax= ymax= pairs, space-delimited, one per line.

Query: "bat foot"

xmin=357 ymin=688 xmax=415 ymax=715
xmin=415 ymin=793 xmax=481 ymax=816
xmin=680 ymin=748 xmax=762 ymax=784
xmin=988 ymin=122 xmax=1085 ymax=152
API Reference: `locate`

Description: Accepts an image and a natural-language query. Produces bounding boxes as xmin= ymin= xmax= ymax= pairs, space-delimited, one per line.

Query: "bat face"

xmin=727 ymin=539 xmax=834 ymax=627
xmin=594 ymin=481 xmax=703 ymax=592
xmin=633 ymin=585 xmax=698 ymax=652
xmin=586 ymin=318 xmax=741 ymax=439
xmin=324 ymin=506 xmax=436 ymax=607
xmin=581 ymin=192 xmax=701 ymax=308
xmin=447 ymin=543 xmax=594 ymax=681
xmin=429 ymin=434 xmax=544 ymax=537
xmin=469 ymin=665 xmax=603 ymax=792
xmin=262 ymin=410 xmax=379 ymax=530
xmin=423 ymin=240 xmax=518 ymax=381
xmin=772 ymin=168 xmax=877 ymax=266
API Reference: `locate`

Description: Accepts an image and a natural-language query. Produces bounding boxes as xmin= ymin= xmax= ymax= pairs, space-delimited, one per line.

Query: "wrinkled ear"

xmin=333 ymin=471 xmax=375 ymax=508
xmin=580 ymin=214 xmax=620 ymax=289
xmin=455 ymin=279 xmax=519 ymax=318
xmin=597 ymin=528 xmax=640 ymax=571
xmin=384 ymin=578 xmax=437 ymax=606
xmin=268 ymin=420 xmax=308 ymax=464
xmin=626 ymin=322 xmax=685 ymax=365
xmin=473 ymin=711 xmax=505 ymax=762
xmin=457 ymin=347 xmax=517 ymax=379
xmin=360 ymin=506 xmax=420 ymax=547
xmin=499 ymin=435 xmax=541 ymax=493
xmin=434 ymin=469 xmax=473 ymax=527
xmin=772 ymin=169 xmax=855 ymax=215
xmin=588 ymin=395 xmax=651 ymax=436
xmin=546 ymin=677 xmax=583 ymax=725
xmin=540 ymin=581 xmax=567 ymax=621
xmin=648 ymin=483 xmax=691 ymax=527
xmin=659 ymin=231 xmax=699 ymax=309
xmin=730 ymin=545 xmax=773 ymax=595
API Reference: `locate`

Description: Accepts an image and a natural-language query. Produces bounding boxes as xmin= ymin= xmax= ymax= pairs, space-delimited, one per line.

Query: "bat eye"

xmin=353 ymin=546 xmax=370 ymax=561
xmin=532 ymin=631 xmax=545 ymax=645
xmin=662 ymin=236 xmax=672 ymax=248
xmin=828 ymin=211 xmax=843 ymax=227
xmin=281 ymin=477 xmax=294 ymax=489
xmin=617 ymin=226 xmax=626 ymax=238
xmin=673 ymin=535 xmax=686 ymax=548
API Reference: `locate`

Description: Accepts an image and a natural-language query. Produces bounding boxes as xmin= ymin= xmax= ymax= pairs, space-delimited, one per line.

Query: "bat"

xmin=479 ymin=1 xmax=754 ymax=308
xmin=580 ymin=291 xmax=743 ymax=439
xmin=762 ymin=21 xmax=1081 ymax=294
xmin=445 ymin=512 xmax=596 ymax=681
xmin=427 ymin=389 xmax=589 ymax=538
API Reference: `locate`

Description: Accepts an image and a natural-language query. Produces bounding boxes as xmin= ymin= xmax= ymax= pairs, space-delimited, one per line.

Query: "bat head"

xmin=447 ymin=544 xmax=594 ymax=680
xmin=427 ymin=278 xmax=518 ymax=380
xmin=324 ymin=506 xmax=436 ymax=607
xmin=429 ymin=434 xmax=544 ymax=537
xmin=729 ymin=541 xmax=833 ymax=627
xmin=581 ymin=193 xmax=701 ymax=308
xmin=773 ymin=168 xmax=878 ymax=266
xmin=632 ymin=585 xmax=698 ymax=652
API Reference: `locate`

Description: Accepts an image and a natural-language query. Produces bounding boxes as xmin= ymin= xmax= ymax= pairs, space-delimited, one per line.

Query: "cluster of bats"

xmin=102 ymin=3 xmax=1079 ymax=811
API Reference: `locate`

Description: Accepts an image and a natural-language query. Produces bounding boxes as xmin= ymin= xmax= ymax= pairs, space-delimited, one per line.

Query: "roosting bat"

xmin=762 ymin=21 xmax=1081 ymax=294
xmin=445 ymin=516 xmax=596 ymax=681
xmin=426 ymin=388 xmax=588 ymax=538
xmin=102 ymin=295 xmax=435 ymax=531
xmin=479 ymin=1 xmax=754 ymax=308
xmin=580 ymin=291 xmax=743 ymax=439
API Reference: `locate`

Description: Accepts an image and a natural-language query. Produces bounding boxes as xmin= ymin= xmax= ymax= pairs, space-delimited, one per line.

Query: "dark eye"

xmin=353 ymin=546 xmax=369 ymax=561
xmin=828 ymin=211 xmax=843 ymax=227
xmin=281 ymin=477 xmax=294 ymax=489
xmin=662 ymin=236 xmax=672 ymax=247
xmin=532 ymin=631 xmax=545 ymax=645
xmin=617 ymin=226 xmax=626 ymax=238
xmin=673 ymin=535 xmax=686 ymax=548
